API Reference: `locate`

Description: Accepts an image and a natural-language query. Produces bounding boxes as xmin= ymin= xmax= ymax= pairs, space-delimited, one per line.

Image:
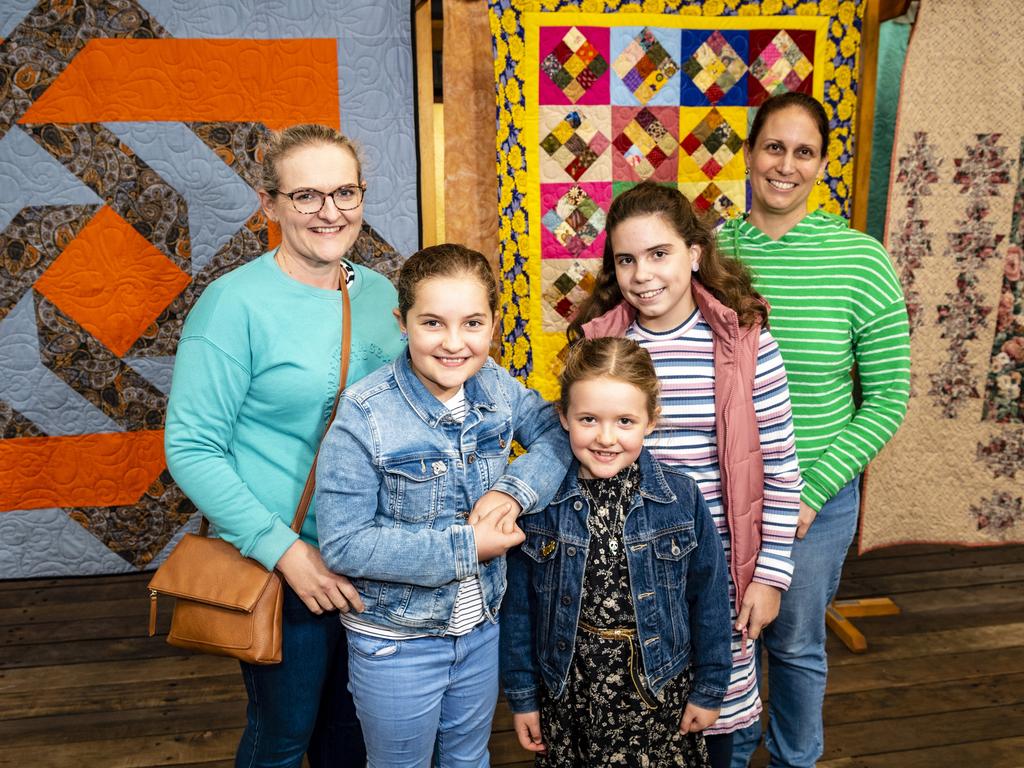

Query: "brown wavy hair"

xmin=397 ymin=243 xmax=499 ymax=320
xmin=558 ymin=337 xmax=661 ymax=424
xmin=567 ymin=182 xmax=766 ymax=342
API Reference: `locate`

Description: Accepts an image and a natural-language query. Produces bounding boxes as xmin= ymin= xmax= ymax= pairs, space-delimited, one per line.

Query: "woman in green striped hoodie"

xmin=720 ymin=93 xmax=911 ymax=768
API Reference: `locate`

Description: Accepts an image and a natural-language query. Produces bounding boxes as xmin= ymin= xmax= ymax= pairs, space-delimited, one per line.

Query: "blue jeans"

xmin=346 ymin=620 xmax=499 ymax=767
xmin=731 ymin=477 xmax=860 ymax=768
xmin=236 ymin=585 xmax=365 ymax=768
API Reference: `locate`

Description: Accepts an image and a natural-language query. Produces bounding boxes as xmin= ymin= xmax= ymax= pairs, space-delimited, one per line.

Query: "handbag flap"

xmin=148 ymin=533 xmax=275 ymax=612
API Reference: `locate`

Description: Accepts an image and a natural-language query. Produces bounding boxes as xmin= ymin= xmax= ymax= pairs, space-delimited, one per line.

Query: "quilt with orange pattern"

xmin=0 ymin=0 xmax=418 ymax=577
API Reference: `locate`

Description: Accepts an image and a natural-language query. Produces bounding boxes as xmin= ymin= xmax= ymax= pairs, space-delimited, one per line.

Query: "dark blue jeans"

xmin=235 ymin=585 xmax=365 ymax=768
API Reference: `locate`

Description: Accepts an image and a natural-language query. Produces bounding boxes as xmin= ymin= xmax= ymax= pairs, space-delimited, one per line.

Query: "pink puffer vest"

xmin=581 ymin=280 xmax=765 ymax=612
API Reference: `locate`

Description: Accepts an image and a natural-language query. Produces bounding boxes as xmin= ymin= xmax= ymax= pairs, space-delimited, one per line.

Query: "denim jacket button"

xmin=566 ymin=546 xmax=577 ymax=557
xmin=560 ymin=595 xmax=571 ymax=606
xmin=468 ymin=454 xmax=476 ymax=464
xmin=671 ymin=544 xmax=681 ymax=556
xmin=573 ymin=501 xmax=582 ymax=510
xmin=557 ymin=640 xmax=567 ymax=651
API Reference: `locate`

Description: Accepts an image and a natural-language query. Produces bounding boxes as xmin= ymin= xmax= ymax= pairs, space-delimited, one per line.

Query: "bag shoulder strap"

xmin=198 ymin=267 xmax=354 ymax=538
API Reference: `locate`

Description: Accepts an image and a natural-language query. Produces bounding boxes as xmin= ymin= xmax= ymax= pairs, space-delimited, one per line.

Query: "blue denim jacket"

xmin=316 ymin=352 xmax=570 ymax=635
xmin=500 ymin=448 xmax=732 ymax=713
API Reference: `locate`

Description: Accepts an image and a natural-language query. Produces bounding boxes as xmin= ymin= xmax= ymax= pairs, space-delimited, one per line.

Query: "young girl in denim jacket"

xmin=315 ymin=243 xmax=569 ymax=768
xmin=566 ymin=182 xmax=803 ymax=766
xmin=501 ymin=337 xmax=732 ymax=767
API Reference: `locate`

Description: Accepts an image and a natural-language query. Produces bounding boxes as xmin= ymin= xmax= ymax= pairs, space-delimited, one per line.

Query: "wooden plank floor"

xmin=2 ymin=543 xmax=1022 ymax=767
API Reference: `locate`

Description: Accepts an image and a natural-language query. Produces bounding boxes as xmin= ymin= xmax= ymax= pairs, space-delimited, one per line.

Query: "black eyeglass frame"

xmin=271 ymin=183 xmax=367 ymax=214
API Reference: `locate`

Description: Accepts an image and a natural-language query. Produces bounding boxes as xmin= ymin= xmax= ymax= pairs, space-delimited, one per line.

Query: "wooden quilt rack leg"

xmin=826 ymin=597 xmax=901 ymax=653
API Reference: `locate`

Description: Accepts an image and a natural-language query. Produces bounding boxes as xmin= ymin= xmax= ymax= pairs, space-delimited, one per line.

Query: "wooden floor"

xmin=2 ymin=543 xmax=1023 ymax=768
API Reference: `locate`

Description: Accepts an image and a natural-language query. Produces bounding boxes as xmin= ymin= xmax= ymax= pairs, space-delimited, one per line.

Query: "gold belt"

xmin=577 ymin=620 xmax=658 ymax=709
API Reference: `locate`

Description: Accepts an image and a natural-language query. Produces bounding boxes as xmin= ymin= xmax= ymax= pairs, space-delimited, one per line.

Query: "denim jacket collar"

xmin=549 ymin=448 xmax=676 ymax=507
xmin=393 ymin=352 xmax=499 ymax=428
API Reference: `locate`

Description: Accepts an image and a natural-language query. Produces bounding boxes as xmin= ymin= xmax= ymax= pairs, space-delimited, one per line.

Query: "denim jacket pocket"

xmin=651 ymin=524 xmax=696 ymax=588
xmin=475 ymin=418 xmax=513 ymax=487
xmin=382 ymin=454 xmax=448 ymax=523
xmin=520 ymin=529 xmax=559 ymax=593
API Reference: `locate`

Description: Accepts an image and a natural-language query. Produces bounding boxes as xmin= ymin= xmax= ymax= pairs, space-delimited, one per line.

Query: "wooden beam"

xmin=850 ymin=0 xmax=910 ymax=232
xmin=414 ymin=0 xmax=438 ymax=247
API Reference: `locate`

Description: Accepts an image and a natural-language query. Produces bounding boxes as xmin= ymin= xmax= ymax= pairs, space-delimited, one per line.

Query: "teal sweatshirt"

xmin=164 ymin=251 xmax=406 ymax=569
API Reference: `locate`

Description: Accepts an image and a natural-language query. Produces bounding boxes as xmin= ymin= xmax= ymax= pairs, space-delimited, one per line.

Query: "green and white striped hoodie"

xmin=719 ymin=211 xmax=911 ymax=512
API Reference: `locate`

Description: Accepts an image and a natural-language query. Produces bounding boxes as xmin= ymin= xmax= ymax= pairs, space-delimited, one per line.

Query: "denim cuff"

xmin=490 ymin=475 xmax=538 ymax=513
xmin=504 ymin=686 xmax=540 ymax=714
xmin=452 ymin=525 xmax=480 ymax=580
xmin=688 ymin=682 xmax=726 ymax=711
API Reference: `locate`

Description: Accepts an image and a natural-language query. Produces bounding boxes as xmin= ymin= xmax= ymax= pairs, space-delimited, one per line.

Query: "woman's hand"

xmin=513 ymin=711 xmax=547 ymax=753
xmin=679 ymin=702 xmax=720 ymax=733
xmin=275 ymin=540 xmax=365 ymax=615
xmin=735 ymin=581 xmax=782 ymax=639
xmin=796 ymin=500 xmax=818 ymax=539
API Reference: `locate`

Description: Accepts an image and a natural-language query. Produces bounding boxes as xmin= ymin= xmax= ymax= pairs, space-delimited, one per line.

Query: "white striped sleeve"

xmin=751 ymin=329 xmax=803 ymax=591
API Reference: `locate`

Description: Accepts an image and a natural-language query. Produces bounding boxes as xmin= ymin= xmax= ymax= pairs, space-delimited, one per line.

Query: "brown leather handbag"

xmin=148 ymin=272 xmax=353 ymax=665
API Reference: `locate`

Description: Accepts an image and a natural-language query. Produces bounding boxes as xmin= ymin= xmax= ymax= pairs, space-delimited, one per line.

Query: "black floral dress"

xmin=537 ymin=463 xmax=711 ymax=768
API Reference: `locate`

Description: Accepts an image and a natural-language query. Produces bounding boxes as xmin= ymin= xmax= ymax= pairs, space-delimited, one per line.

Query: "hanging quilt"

xmin=860 ymin=0 xmax=1024 ymax=550
xmin=0 ymin=0 xmax=419 ymax=577
xmin=490 ymin=0 xmax=865 ymax=400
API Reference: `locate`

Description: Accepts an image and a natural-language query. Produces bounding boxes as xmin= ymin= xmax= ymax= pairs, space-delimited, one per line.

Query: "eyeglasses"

xmin=273 ymin=184 xmax=365 ymax=214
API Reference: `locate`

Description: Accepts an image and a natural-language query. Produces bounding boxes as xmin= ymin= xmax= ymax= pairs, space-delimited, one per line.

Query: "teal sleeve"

xmin=164 ymin=335 xmax=299 ymax=570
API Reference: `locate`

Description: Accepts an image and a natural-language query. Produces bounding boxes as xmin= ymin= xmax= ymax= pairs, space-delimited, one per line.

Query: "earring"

xmin=691 ymin=262 xmax=699 ymax=273
xmin=816 ymin=177 xmax=824 ymax=186
xmin=744 ymin=168 xmax=750 ymax=176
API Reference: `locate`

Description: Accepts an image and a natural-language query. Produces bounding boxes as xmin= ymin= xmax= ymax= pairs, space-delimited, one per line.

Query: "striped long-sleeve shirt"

xmin=628 ymin=310 xmax=802 ymax=733
xmin=720 ymin=211 xmax=911 ymax=511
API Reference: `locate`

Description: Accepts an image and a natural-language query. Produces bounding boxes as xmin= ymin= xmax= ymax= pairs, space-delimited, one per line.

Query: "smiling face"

xmin=397 ymin=274 xmax=496 ymax=402
xmin=560 ymin=376 xmax=655 ymax=479
xmin=259 ymin=142 xmax=363 ymax=269
xmin=610 ymin=213 xmax=702 ymax=333
xmin=745 ymin=105 xmax=828 ymax=236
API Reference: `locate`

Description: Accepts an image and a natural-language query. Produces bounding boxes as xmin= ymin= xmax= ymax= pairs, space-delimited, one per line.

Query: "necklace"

xmin=579 ymin=465 xmax=636 ymax=556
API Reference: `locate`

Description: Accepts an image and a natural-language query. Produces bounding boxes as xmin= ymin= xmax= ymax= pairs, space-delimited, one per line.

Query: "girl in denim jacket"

xmin=501 ymin=337 xmax=732 ymax=767
xmin=315 ymin=244 xmax=570 ymax=768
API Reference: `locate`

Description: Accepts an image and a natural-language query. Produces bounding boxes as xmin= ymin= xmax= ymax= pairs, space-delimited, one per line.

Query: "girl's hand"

xmin=513 ymin=711 xmax=547 ymax=753
xmin=796 ymin=500 xmax=818 ymax=539
xmin=679 ymin=702 xmax=720 ymax=733
xmin=471 ymin=503 xmax=525 ymax=561
xmin=276 ymin=540 xmax=365 ymax=615
xmin=468 ymin=490 xmax=522 ymax=532
xmin=735 ymin=581 xmax=782 ymax=639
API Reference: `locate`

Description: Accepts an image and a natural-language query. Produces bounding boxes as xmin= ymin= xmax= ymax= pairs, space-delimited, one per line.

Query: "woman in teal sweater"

xmin=720 ymin=94 xmax=911 ymax=768
xmin=165 ymin=125 xmax=406 ymax=768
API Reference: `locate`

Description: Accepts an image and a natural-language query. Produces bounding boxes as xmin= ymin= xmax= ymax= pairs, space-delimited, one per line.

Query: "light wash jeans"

xmin=731 ymin=477 xmax=861 ymax=768
xmin=346 ymin=619 xmax=499 ymax=768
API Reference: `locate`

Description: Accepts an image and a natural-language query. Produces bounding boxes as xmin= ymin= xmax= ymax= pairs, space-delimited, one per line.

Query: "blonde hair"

xmin=259 ymin=124 xmax=363 ymax=192
xmin=559 ymin=337 xmax=660 ymax=422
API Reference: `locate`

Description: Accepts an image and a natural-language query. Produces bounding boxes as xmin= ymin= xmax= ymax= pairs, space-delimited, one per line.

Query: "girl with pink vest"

xmin=568 ymin=181 xmax=803 ymax=768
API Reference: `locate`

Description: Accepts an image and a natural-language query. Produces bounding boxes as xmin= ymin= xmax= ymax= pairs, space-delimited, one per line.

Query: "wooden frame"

xmin=850 ymin=0 xmax=911 ymax=232
xmin=414 ymin=0 xmax=439 ymax=247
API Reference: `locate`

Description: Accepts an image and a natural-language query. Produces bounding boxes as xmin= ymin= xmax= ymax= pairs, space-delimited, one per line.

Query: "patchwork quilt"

xmin=489 ymin=0 xmax=865 ymax=399
xmin=0 ymin=0 xmax=418 ymax=577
